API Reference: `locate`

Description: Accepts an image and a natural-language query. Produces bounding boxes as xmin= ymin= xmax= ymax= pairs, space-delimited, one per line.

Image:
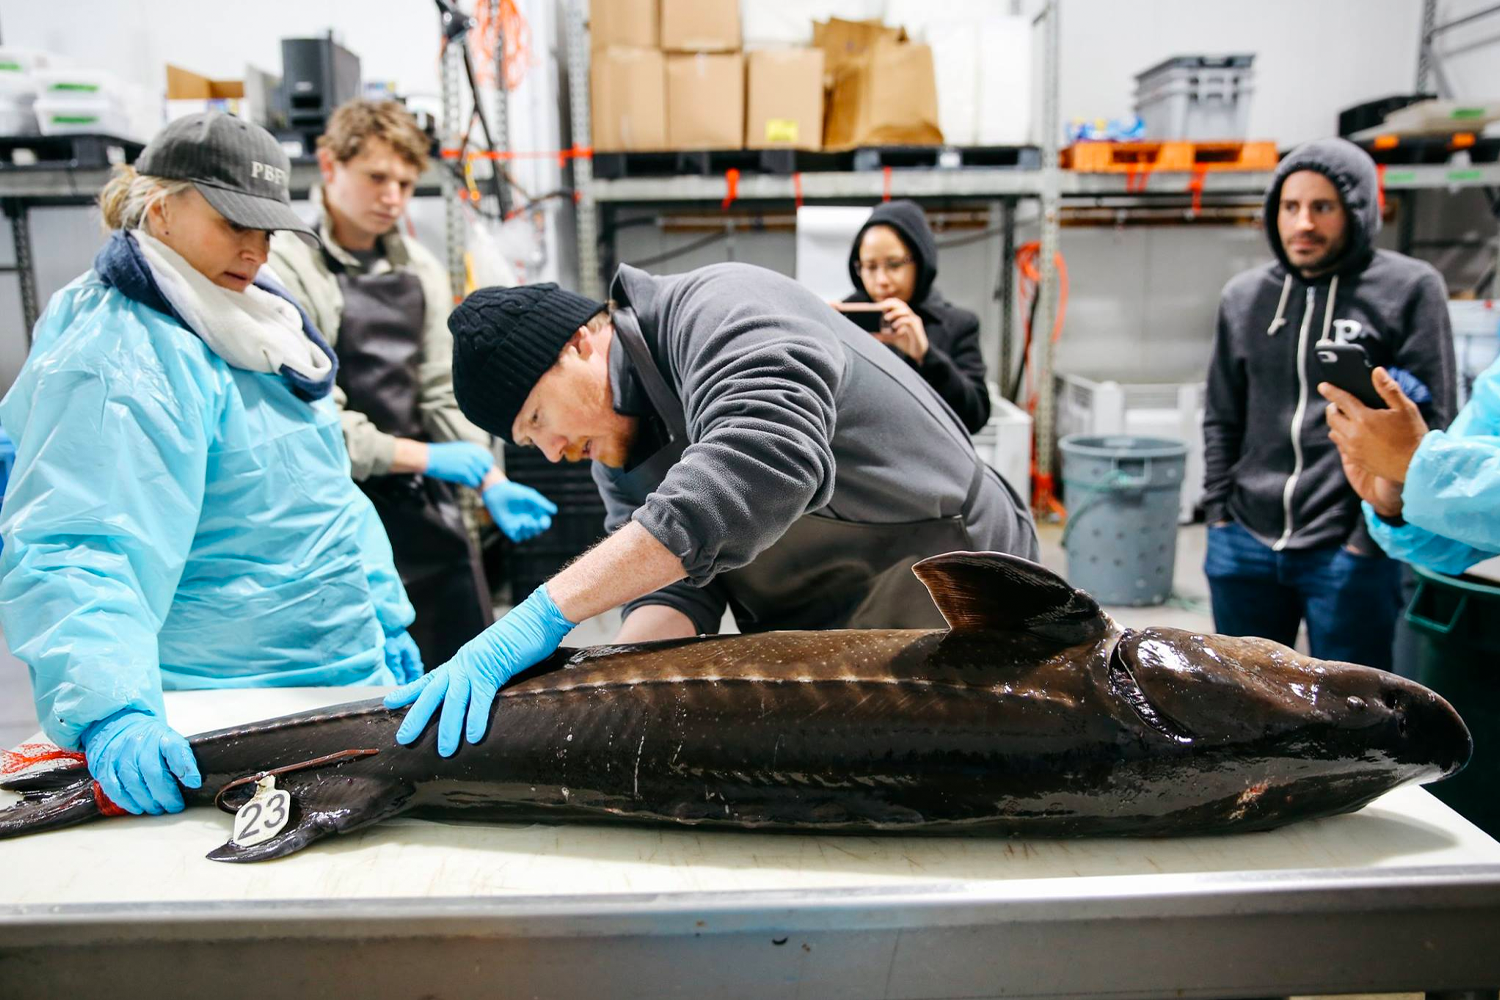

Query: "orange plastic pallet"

xmin=1063 ymin=140 xmax=1279 ymax=173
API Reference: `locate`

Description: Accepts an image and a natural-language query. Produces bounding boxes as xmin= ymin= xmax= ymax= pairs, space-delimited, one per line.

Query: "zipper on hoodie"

xmin=1273 ymin=286 xmax=1316 ymax=552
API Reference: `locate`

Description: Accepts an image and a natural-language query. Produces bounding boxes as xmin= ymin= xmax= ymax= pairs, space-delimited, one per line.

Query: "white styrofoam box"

xmin=883 ymin=0 xmax=998 ymax=38
xmin=34 ymin=67 xmax=126 ymax=108
xmin=0 ymin=99 xmax=38 ymax=137
xmin=1055 ymin=373 xmax=1205 ymax=524
xmin=1448 ymin=299 xmax=1500 ymax=410
xmin=976 ymin=16 xmax=1031 ymax=146
xmin=34 ymin=98 xmax=129 ymax=137
xmin=924 ymin=20 xmax=979 ymax=147
xmin=741 ymin=0 xmax=886 ymax=49
xmin=880 ymin=5 xmax=1030 ymax=147
xmin=795 ymin=205 xmax=871 ymax=301
xmin=1381 ymin=99 xmax=1500 ymax=137
xmin=970 ymin=387 xmax=1032 ymax=497
xmin=0 ymin=49 xmax=51 ymax=100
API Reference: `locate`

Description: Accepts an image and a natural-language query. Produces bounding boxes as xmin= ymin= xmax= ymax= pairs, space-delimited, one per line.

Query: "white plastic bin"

xmin=1448 ymin=300 xmax=1500 ymax=410
xmin=1134 ymin=54 xmax=1254 ymax=141
xmin=1055 ymin=373 xmax=1205 ymax=524
xmin=970 ymin=387 xmax=1032 ymax=498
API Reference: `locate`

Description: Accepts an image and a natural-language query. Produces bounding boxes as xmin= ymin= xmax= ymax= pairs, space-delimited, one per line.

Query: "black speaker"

xmin=280 ymin=34 xmax=361 ymax=131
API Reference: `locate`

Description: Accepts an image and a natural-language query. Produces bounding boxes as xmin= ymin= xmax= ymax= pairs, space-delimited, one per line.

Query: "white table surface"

xmin=3 ymin=685 xmax=1498 ymax=909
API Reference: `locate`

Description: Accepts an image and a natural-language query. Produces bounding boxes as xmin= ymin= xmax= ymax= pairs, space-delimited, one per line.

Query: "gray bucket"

xmin=1059 ymin=434 xmax=1187 ymax=606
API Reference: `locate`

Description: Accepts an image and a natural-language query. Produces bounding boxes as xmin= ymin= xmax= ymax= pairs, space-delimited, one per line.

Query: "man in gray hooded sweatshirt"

xmin=382 ymin=263 xmax=1040 ymax=756
xmin=1202 ymin=138 xmax=1455 ymax=672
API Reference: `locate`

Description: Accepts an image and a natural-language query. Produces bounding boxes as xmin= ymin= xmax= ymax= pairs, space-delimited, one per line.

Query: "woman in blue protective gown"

xmin=0 ymin=113 xmax=421 ymax=817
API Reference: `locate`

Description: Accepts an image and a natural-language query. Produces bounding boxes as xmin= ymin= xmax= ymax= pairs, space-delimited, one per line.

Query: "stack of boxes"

xmin=662 ymin=0 xmax=742 ymax=151
xmin=589 ymin=0 xmax=823 ymax=154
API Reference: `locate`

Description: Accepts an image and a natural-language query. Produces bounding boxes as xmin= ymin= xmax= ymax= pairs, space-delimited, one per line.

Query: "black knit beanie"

xmin=449 ymin=283 xmax=606 ymax=442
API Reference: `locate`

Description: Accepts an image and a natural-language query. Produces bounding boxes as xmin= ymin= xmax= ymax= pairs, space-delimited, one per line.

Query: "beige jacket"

xmin=269 ymin=210 xmax=489 ymax=480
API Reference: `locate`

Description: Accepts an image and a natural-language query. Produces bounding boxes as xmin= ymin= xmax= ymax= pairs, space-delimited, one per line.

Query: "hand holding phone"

xmin=1314 ymin=342 xmax=1387 ymax=410
xmin=830 ymin=301 xmax=888 ymax=334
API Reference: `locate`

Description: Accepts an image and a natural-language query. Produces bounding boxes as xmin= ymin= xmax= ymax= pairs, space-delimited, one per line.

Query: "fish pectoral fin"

xmin=206 ymin=776 xmax=414 ymax=864
xmin=913 ymin=551 xmax=1114 ymax=645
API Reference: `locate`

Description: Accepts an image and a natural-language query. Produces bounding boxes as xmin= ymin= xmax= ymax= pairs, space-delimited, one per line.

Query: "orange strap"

xmin=721 ymin=168 xmax=740 ymax=211
xmin=1188 ymin=167 xmax=1207 ymax=214
xmin=1376 ymin=163 xmax=1388 ymax=213
xmin=882 ymin=166 xmax=893 ymax=202
xmin=793 ymin=171 xmax=803 ymax=209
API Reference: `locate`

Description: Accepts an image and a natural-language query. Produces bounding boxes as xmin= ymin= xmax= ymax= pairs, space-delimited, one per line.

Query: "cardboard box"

xmin=661 ymin=0 xmax=740 ymax=52
xmin=666 ymin=52 xmax=744 ymax=150
xmin=744 ymin=48 xmax=823 ymax=150
xmin=166 ymin=63 xmax=246 ymax=121
xmin=589 ymin=0 xmax=657 ymax=50
xmin=591 ymin=47 xmax=667 ymax=152
xmin=824 ymin=39 xmax=943 ymax=150
xmin=812 ymin=17 xmax=904 ymax=87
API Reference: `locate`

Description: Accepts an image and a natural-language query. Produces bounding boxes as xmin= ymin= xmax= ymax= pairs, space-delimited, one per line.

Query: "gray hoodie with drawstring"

xmin=1203 ymin=138 xmax=1456 ymax=554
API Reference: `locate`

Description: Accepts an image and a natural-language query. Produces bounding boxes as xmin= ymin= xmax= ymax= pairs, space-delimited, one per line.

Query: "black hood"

xmin=1263 ymin=137 xmax=1381 ymax=279
xmin=847 ymin=199 xmax=939 ymax=305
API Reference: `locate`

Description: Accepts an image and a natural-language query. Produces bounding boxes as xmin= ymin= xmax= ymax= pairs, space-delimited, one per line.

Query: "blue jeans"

xmin=1204 ymin=520 xmax=1403 ymax=671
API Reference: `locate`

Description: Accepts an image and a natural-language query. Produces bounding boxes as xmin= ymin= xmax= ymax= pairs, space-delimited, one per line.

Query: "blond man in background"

xmin=271 ymin=100 xmax=555 ymax=668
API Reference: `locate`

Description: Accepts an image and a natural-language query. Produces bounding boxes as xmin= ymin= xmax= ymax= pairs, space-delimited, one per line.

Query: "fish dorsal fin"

xmin=913 ymin=551 xmax=1113 ymax=645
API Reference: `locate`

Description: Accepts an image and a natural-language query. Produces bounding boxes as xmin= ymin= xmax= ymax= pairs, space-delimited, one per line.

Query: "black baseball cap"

xmin=136 ymin=111 xmax=318 ymax=245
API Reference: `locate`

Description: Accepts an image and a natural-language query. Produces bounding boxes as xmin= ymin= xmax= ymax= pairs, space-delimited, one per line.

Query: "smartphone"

xmin=1314 ymin=341 xmax=1387 ymax=410
xmin=831 ymin=301 xmax=887 ymax=334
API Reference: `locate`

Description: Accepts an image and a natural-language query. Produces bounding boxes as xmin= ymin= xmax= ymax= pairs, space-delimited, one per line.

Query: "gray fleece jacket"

xmin=593 ymin=262 xmax=1038 ymax=633
xmin=1203 ymin=138 xmax=1456 ymax=553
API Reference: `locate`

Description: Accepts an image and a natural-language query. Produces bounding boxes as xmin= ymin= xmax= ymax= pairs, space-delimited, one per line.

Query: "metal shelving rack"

xmin=559 ymin=0 xmax=1500 ymax=508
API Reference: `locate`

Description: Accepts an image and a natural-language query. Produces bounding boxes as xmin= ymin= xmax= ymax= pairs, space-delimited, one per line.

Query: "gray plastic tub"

xmin=1134 ymin=54 xmax=1255 ymax=140
xmin=1060 ymin=435 xmax=1187 ymax=606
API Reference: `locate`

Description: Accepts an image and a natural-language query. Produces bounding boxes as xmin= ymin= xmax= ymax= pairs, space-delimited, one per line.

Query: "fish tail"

xmin=0 ymin=744 xmax=116 ymax=839
xmin=0 ymin=777 xmax=107 ymax=839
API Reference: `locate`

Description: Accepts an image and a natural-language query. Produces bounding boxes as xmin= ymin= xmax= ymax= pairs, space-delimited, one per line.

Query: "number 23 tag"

xmin=231 ymin=775 xmax=291 ymax=848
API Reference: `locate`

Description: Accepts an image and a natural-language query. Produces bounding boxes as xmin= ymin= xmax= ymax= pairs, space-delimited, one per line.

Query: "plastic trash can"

xmin=1405 ymin=565 xmax=1500 ymax=838
xmin=1060 ymin=434 xmax=1187 ymax=606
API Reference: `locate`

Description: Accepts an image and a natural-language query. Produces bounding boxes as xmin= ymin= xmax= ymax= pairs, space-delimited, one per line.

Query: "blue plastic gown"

xmin=0 ymin=271 xmax=414 ymax=749
xmin=1366 ymin=353 xmax=1500 ymax=575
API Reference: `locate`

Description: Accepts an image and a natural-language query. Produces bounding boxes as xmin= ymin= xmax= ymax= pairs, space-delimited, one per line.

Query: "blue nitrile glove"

xmin=1384 ymin=366 xmax=1433 ymax=406
xmin=482 ymin=480 xmax=558 ymax=542
xmin=424 ymin=441 xmax=495 ymax=488
xmin=385 ymin=584 xmax=577 ymax=756
xmin=384 ymin=630 xmax=425 ymax=684
xmin=81 ymin=711 xmax=202 ymax=816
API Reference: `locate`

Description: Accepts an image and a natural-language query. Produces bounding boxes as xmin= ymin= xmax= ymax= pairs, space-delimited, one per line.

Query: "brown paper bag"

xmin=823 ymin=38 xmax=943 ymax=150
xmin=812 ymin=17 xmax=905 ymax=89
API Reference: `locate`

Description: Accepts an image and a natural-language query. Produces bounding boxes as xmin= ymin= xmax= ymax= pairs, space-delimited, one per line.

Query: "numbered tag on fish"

xmin=231 ymin=775 xmax=291 ymax=848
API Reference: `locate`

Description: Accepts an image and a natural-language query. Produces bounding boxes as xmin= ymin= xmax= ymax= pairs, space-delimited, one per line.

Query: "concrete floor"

xmin=0 ymin=524 xmax=1219 ymax=748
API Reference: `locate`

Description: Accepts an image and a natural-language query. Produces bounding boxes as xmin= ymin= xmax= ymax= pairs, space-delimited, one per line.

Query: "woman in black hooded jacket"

xmin=843 ymin=200 xmax=992 ymax=433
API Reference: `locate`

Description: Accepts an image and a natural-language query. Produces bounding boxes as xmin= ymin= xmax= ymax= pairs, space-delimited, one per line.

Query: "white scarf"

xmin=132 ymin=229 xmax=334 ymax=387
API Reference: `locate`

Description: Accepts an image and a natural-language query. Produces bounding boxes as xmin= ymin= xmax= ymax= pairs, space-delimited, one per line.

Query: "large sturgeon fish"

xmin=0 ymin=553 xmax=1472 ymax=862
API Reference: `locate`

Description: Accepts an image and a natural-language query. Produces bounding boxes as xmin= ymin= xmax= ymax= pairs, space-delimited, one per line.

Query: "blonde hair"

xmin=583 ymin=305 xmax=615 ymax=335
xmin=97 ymin=164 xmax=193 ymax=233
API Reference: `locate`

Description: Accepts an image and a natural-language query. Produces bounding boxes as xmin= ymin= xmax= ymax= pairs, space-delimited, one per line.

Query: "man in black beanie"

xmin=387 ymin=261 xmax=1039 ymax=756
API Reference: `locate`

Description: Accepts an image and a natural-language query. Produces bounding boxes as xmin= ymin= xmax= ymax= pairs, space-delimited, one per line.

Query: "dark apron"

xmin=606 ymin=309 xmax=980 ymax=632
xmin=328 ymin=252 xmax=493 ymax=667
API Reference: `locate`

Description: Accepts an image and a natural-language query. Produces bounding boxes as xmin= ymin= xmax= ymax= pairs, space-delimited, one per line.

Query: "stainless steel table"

xmin=2 ymin=687 xmax=1497 ymax=1000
